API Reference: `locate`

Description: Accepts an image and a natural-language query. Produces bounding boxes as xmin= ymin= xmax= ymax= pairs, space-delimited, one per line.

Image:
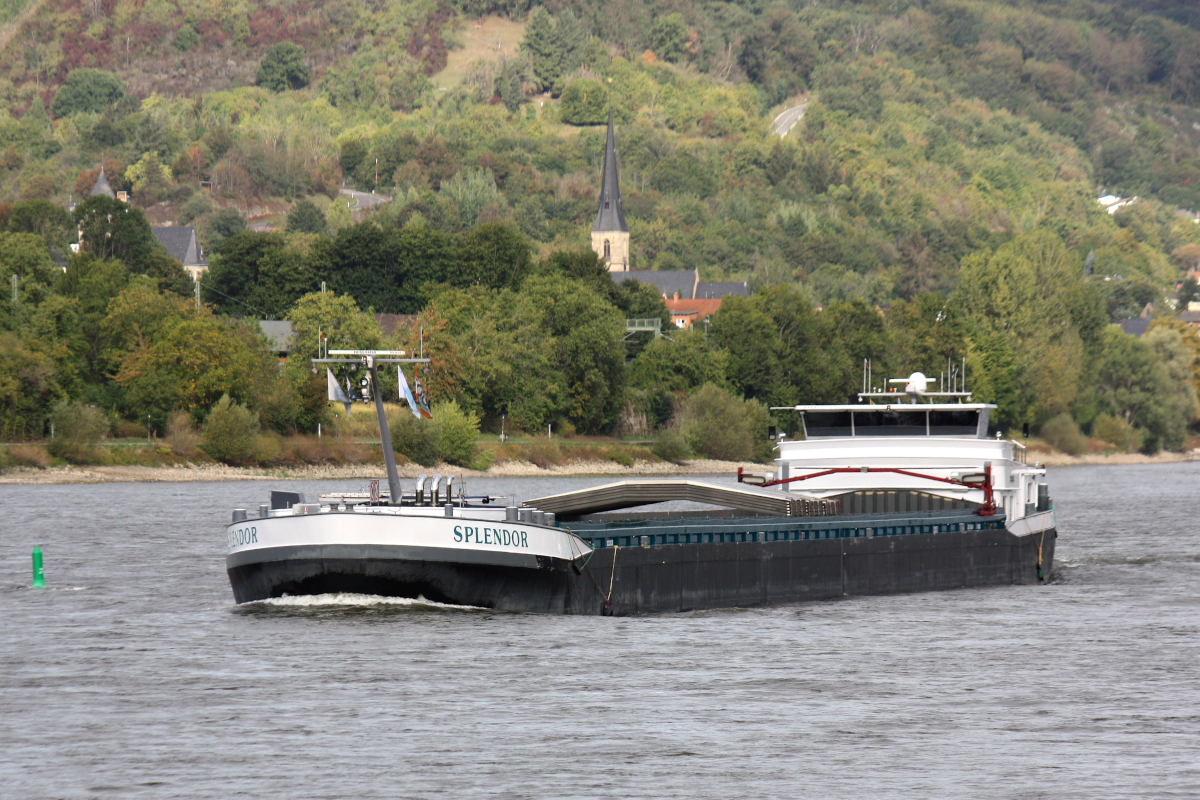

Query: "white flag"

xmin=397 ymin=366 xmax=421 ymax=419
xmin=326 ymin=369 xmax=351 ymax=416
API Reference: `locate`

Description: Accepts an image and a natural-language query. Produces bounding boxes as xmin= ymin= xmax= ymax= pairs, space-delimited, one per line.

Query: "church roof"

xmin=592 ymin=109 xmax=628 ymax=233
xmin=90 ymin=167 xmax=116 ymax=198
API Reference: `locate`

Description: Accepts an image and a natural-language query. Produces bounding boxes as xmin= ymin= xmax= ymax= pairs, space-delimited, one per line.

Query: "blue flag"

xmin=397 ymin=366 xmax=421 ymax=419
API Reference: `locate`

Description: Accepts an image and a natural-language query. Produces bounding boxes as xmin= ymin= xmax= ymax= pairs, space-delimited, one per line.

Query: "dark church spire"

xmin=592 ymin=108 xmax=628 ymax=233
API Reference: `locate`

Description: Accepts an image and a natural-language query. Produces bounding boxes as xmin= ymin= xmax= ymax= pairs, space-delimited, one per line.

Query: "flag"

xmin=397 ymin=366 xmax=421 ymax=419
xmin=326 ymin=369 xmax=351 ymax=416
xmin=414 ymin=374 xmax=433 ymax=419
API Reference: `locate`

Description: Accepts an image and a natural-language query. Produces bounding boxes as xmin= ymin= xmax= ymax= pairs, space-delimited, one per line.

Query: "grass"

xmin=435 ymin=16 xmax=526 ymax=90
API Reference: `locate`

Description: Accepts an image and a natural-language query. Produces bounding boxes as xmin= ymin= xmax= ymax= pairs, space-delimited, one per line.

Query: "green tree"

xmin=8 ymin=200 xmax=71 ymax=249
xmin=679 ymin=383 xmax=771 ymax=462
xmin=709 ymin=295 xmax=781 ymax=400
xmin=199 ymin=208 xmax=247 ymax=254
xmin=285 ymin=292 xmax=381 ymax=366
xmin=650 ymin=13 xmax=688 ymax=63
xmin=287 ymin=200 xmax=326 ymax=234
xmin=113 ymin=315 xmax=265 ymax=422
xmin=520 ymin=7 xmax=562 ymax=92
xmin=256 ymin=42 xmax=310 ymax=92
xmin=0 ymin=332 xmax=61 ymax=440
xmin=50 ymin=68 xmax=125 ymax=117
xmin=451 ymin=221 xmax=532 ymax=290
xmin=73 ymin=196 xmax=157 ymax=272
xmin=560 ymin=79 xmax=608 ymax=125
xmin=206 ymin=231 xmax=285 ymax=315
xmin=630 ymin=329 xmax=729 ymax=392
xmin=202 ymin=394 xmax=261 ymax=463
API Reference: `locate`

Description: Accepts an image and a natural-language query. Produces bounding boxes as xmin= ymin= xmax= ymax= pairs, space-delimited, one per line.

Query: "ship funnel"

xmin=430 ymin=474 xmax=443 ymax=506
xmin=415 ymin=474 xmax=427 ymax=505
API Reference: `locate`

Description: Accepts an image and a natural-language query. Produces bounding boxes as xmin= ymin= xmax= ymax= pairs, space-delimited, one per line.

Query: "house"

xmin=375 ymin=313 xmax=418 ymax=337
xmin=259 ymin=320 xmax=293 ymax=357
xmin=151 ymin=226 xmax=208 ymax=282
xmin=1119 ymin=318 xmax=1150 ymax=337
xmin=611 ymin=269 xmax=750 ymax=301
xmin=1179 ymin=310 xmax=1200 ymax=328
xmin=665 ymin=297 xmax=723 ymax=329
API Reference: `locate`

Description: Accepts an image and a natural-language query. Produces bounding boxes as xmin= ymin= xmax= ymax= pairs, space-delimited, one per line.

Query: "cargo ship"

xmin=225 ymin=357 xmax=1055 ymax=614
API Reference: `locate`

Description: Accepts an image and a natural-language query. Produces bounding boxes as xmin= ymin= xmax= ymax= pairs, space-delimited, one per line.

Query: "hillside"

xmin=3 ymin=0 xmax=1200 ymax=461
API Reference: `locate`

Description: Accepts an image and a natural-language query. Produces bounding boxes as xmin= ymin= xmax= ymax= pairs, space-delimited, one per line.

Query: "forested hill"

xmin=4 ymin=0 xmax=1200 ymax=460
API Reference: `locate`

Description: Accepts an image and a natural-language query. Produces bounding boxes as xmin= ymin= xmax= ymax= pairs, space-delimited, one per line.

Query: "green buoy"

xmin=31 ymin=546 xmax=44 ymax=588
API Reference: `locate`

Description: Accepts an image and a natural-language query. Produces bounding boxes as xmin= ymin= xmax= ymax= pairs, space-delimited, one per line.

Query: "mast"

xmin=317 ymin=350 xmax=430 ymax=505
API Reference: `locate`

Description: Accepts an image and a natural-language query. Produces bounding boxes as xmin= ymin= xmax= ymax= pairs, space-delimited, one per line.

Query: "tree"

xmin=451 ymin=222 xmax=532 ymax=290
xmin=679 ymin=383 xmax=771 ymax=462
xmin=73 ymin=195 xmax=157 ymax=272
xmin=560 ymin=79 xmax=608 ymax=125
xmin=286 ymin=292 xmax=381 ymax=366
xmin=256 ymin=42 xmax=310 ymax=92
xmin=630 ymin=330 xmax=729 ymax=392
xmin=520 ymin=7 xmax=562 ymax=92
xmin=50 ymin=68 xmax=125 ymax=117
xmin=0 ymin=332 xmax=61 ymax=440
xmin=287 ymin=200 xmax=326 ymax=234
xmin=205 ymin=232 xmax=286 ymax=315
xmin=202 ymin=394 xmax=261 ymax=463
xmin=113 ymin=315 xmax=264 ymax=422
xmin=650 ymin=13 xmax=688 ymax=63
xmin=8 ymin=199 xmax=71 ymax=248
xmin=199 ymin=208 xmax=247 ymax=254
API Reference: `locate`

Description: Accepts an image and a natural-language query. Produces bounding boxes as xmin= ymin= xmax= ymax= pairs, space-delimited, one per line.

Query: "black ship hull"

xmin=228 ymin=523 xmax=1056 ymax=615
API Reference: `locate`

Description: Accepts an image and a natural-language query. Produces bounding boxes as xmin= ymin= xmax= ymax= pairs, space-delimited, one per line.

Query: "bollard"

xmin=31 ymin=546 xmax=44 ymax=588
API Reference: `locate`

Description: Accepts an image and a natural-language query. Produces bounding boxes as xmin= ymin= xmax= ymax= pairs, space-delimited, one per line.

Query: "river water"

xmin=1 ymin=464 xmax=1198 ymax=799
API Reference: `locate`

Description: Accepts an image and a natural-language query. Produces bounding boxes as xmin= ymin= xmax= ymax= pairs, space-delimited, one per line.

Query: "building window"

xmin=603 ymin=240 xmax=611 ymax=260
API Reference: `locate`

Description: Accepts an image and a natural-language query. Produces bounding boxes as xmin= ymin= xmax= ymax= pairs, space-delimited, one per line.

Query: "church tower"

xmin=591 ymin=109 xmax=630 ymax=272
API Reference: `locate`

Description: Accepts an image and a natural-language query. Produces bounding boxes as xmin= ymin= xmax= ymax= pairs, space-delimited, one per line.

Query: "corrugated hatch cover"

xmin=525 ymin=480 xmax=795 ymax=518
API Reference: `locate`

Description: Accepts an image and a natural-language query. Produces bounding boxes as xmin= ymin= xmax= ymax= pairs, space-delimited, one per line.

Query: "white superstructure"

xmin=766 ymin=372 xmax=1051 ymax=526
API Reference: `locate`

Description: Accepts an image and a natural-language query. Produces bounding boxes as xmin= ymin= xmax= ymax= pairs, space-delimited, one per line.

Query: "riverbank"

xmin=0 ymin=458 xmax=764 ymax=485
xmin=1036 ymin=449 xmax=1200 ymax=466
xmin=3 ymin=448 xmax=1198 ymax=484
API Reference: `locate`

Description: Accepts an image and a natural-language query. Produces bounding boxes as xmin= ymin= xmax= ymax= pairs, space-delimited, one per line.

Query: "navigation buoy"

xmin=31 ymin=546 xmax=44 ymax=588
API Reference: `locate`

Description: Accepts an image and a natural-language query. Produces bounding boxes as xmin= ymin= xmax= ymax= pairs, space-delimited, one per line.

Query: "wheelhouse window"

xmin=802 ymin=408 xmax=984 ymax=437
xmin=853 ymin=410 xmax=927 ymax=436
xmin=802 ymin=411 xmax=853 ymax=437
xmin=927 ymin=410 xmax=980 ymax=435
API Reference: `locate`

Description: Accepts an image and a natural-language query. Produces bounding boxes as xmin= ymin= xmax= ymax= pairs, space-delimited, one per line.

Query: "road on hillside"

xmin=340 ymin=188 xmax=392 ymax=210
xmin=771 ymin=102 xmax=808 ymax=137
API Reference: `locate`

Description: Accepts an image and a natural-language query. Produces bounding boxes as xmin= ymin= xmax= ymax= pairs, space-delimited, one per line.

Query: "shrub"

xmin=252 ymin=433 xmax=284 ymax=464
xmin=523 ymin=440 xmax=566 ymax=468
xmin=432 ymin=400 xmax=482 ymax=468
xmin=113 ymin=419 xmax=149 ymax=438
xmin=47 ymin=401 xmax=108 ymax=463
xmin=7 ymin=444 xmax=51 ymax=468
xmin=1040 ymin=413 xmax=1087 ymax=456
xmin=651 ymin=430 xmax=691 ymax=464
xmin=679 ymin=383 xmax=772 ymax=462
xmin=606 ymin=446 xmax=635 ymax=467
xmin=1092 ymin=413 xmax=1144 ymax=453
xmin=389 ymin=411 xmax=440 ymax=467
xmin=201 ymin=395 xmax=261 ymax=464
xmin=166 ymin=411 xmax=202 ymax=457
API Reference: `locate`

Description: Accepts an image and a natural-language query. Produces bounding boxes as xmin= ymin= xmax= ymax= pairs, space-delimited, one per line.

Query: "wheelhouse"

xmin=789 ymin=404 xmax=993 ymax=439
